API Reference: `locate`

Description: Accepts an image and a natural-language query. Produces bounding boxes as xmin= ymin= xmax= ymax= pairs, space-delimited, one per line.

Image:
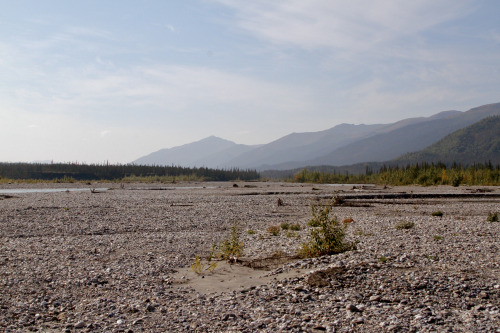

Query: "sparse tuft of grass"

xmin=395 ymin=221 xmax=415 ymax=230
xmin=280 ymin=222 xmax=290 ymax=230
xmin=354 ymin=229 xmax=373 ymax=237
xmin=191 ymin=255 xmax=218 ymax=275
xmin=378 ymin=256 xmax=390 ymax=263
xmin=284 ymin=230 xmax=299 ymax=238
xmin=487 ymin=212 xmax=498 ymax=222
xmin=267 ymin=225 xmax=281 ymax=236
xmin=432 ymin=210 xmax=443 ymax=217
xmin=289 ymin=223 xmax=301 ymax=231
xmin=246 ymin=229 xmax=256 ymax=235
xmin=433 ymin=235 xmax=443 ymax=241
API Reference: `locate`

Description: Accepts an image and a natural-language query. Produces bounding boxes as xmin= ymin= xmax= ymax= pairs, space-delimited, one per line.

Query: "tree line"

xmin=292 ymin=162 xmax=500 ymax=186
xmin=0 ymin=162 xmax=260 ymax=182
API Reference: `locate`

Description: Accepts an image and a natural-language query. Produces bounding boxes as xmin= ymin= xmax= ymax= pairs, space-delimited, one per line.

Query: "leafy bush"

xmin=298 ymin=201 xmax=356 ymax=258
xmin=246 ymin=229 xmax=256 ymax=235
xmin=487 ymin=212 xmax=499 ymax=222
xmin=289 ymin=223 xmax=301 ymax=231
xmin=395 ymin=221 xmax=415 ymax=230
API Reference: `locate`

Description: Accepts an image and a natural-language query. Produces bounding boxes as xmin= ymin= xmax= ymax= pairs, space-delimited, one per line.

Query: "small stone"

xmin=346 ymin=304 xmax=362 ymax=312
xmin=75 ymin=321 xmax=85 ymax=329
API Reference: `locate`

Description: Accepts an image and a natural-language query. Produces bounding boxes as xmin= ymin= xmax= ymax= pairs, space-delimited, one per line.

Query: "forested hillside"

xmin=396 ymin=116 xmax=500 ymax=165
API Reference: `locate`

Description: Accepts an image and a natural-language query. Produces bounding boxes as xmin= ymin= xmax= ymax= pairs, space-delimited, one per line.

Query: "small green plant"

xmin=298 ymin=200 xmax=356 ymax=258
xmin=191 ymin=255 xmax=203 ymax=274
xmin=378 ymin=256 xmax=390 ymax=263
xmin=280 ymin=222 xmax=290 ymax=230
xmin=433 ymin=235 xmax=443 ymax=241
xmin=354 ymin=229 xmax=373 ymax=237
xmin=246 ymin=229 xmax=256 ymax=235
xmin=267 ymin=225 xmax=281 ymax=236
xmin=212 ymin=223 xmax=244 ymax=261
xmin=432 ymin=210 xmax=443 ymax=217
xmin=395 ymin=221 xmax=415 ymax=230
xmin=191 ymin=255 xmax=218 ymax=275
xmin=487 ymin=212 xmax=499 ymax=222
xmin=284 ymin=230 xmax=298 ymax=238
xmin=289 ymin=223 xmax=301 ymax=231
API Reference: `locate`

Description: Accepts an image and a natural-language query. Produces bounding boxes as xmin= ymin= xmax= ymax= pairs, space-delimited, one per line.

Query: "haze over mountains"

xmin=133 ymin=102 xmax=500 ymax=170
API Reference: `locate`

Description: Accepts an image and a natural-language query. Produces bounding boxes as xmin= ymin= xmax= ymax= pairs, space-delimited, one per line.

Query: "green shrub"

xmin=298 ymin=201 xmax=356 ymax=258
xmin=433 ymin=235 xmax=443 ymax=241
xmin=280 ymin=222 xmax=290 ymax=230
xmin=432 ymin=210 xmax=444 ymax=217
xmin=395 ymin=221 xmax=415 ymax=230
xmin=487 ymin=212 xmax=499 ymax=222
xmin=214 ymin=223 xmax=244 ymax=261
xmin=289 ymin=223 xmax=301 ymax=231
xmin=246 ymin=229 xmax=256 ymax=235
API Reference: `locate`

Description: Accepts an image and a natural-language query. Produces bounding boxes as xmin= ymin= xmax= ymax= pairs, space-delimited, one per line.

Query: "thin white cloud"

xmin=1 ymin=1 xmax=499 ymax=163
xmin=213 ymin=0 xmax=475 ymax=52
xmin=100 ymin=130 xmax=111 ymax=137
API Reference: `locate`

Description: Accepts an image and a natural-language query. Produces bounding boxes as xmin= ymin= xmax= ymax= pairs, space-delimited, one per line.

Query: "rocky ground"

xmin=0 ymin=182 xmax=499 ymax=332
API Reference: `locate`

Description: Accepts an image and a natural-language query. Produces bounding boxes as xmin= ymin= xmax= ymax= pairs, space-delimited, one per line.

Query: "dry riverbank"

xmin=1 ymin=182 xmax=499 ymax=332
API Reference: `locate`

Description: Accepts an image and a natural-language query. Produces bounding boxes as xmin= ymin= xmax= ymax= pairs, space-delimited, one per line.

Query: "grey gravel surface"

xmin=0 ymin=182 xmax=499 ymax=332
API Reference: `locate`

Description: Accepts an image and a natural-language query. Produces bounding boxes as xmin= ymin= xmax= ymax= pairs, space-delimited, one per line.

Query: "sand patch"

xmin=172 ymin=257 xmax=306 ymax=295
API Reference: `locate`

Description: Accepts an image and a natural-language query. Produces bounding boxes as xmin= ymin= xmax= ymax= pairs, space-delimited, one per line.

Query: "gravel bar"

xmin=0 ymin=182 xmax=499 ymax=332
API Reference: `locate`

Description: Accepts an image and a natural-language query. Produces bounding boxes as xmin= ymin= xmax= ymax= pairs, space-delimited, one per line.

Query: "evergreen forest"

xmin=0 ymin=162 xmax=260 ymax=182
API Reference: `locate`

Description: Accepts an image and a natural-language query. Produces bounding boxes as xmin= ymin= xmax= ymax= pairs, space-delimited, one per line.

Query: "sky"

xmin=1 ymin=0 xmax=499 ymax=164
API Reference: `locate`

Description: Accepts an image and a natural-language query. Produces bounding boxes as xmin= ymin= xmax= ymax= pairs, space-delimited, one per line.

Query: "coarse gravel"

xmin=0 ymin=182 xmax=499 ymax=332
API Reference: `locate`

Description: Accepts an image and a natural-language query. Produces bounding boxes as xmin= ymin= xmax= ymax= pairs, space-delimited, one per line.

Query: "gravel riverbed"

xmin=1 ymin=182 xmax=499 ymax=332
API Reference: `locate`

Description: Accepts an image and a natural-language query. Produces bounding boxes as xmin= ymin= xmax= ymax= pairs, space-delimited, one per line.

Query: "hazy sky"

xmin=1 ymin=1 xmax=499 ymax=163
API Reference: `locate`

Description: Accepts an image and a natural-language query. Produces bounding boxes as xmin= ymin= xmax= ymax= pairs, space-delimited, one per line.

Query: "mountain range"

xmin=133 ymin=102 xmax=500 ymax=170
xmin=396 ymin=115 xmax=500 ymax=165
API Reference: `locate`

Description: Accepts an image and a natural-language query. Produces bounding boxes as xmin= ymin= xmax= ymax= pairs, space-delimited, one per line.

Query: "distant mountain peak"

xmin=133 ymin=102 xmax=500 ymax=170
